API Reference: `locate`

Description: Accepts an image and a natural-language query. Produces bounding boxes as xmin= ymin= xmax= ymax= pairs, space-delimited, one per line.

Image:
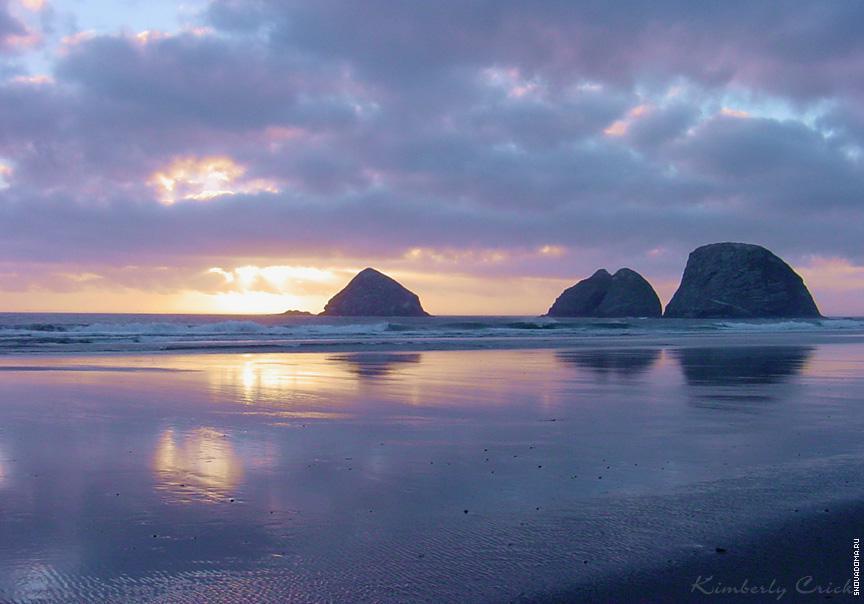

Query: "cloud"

xmin=213 ymin=1 xmax=864 ymax=101
xmin=149 ymin=155 xmax=280 ymax=204
xmin=0 ymin=0 xmax=33 ymax=51
xmin=0 ymin=1 xmax=863 ymax=313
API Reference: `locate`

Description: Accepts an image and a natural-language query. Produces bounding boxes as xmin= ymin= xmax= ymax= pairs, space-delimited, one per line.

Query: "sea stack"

xmin=547 ymin=268 xmax=662 ymax=318
xmin=663 ymin=242 xmax=821 ymax=318
xmin=321 ymin=268 xmax=430 ymax=316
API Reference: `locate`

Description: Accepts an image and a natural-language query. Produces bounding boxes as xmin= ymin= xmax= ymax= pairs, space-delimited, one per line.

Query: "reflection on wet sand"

xmin=153 ymin=428 xmax=242 ymax=501
xmin=676 ymin=347 xmax=814 ymax=385
xmin=205 ymin=350 xmax=574 ymax=416
xmin=1 ymin=343 xmax=864 ymax=602
xmin=556 ymin=348 xmax=661 ymax=376
xmin=327 ymin=352 xmax=422 ymax=378
xmin=214 ymin=356 xmax=352 ymax=405
xmin=676 ymin=346 xmax=814 ymax=407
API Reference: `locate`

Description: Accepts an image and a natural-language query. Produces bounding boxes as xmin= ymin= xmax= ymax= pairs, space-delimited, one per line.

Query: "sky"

xmin=1 ymin=1 xmax=863 ymax=315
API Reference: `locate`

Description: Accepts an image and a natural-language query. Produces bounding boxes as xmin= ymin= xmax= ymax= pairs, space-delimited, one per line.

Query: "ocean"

xmin=1 ymin=312 xmax=863 ymax=354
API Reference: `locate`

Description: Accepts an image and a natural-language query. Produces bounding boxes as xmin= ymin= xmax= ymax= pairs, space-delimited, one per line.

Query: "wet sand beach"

xmin=531 ymin=500 xmax=861 ymax=602
xmin=0 ymin=336 xmax=862 ymax=602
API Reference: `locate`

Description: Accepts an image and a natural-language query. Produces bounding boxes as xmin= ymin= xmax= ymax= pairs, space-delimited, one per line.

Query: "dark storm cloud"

xmin=0 ymin=0 xmax=863 ymax=307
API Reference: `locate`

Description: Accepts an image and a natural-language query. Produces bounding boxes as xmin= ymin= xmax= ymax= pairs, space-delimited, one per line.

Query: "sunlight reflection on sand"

xmin=153 ymin=427 xmax=243 ymax=502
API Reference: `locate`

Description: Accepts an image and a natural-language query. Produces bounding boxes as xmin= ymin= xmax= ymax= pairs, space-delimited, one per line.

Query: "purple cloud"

xmin=0 ymin=1 xmax=863 ymax=313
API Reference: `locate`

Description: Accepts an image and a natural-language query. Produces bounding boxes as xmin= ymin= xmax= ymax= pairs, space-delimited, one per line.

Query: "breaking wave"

xmin=0 ymin=314 xmax=862 ymax=354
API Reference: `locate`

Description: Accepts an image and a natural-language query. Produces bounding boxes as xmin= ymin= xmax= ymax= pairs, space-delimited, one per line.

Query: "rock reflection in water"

xmin=556 ymin=348 xmax=661 ymax=377
xmin=327 ymin=352 xmax=422 ymax=379
xmin=676 ymin=346 xmax=813 ymax=386
xmin=676 ymin=346 xmax=814 ymax=407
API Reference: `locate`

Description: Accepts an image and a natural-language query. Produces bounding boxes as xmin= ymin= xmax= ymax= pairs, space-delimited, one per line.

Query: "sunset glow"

xmin=0 ymin=163 xmax=11 ymax=189
xmin=19 ymin=0 xmax=46 ymax=11
xmin=150 ymin=156 xmax=280 ymax=205
xmin=720 ymin=107 xmax=751 ymax=119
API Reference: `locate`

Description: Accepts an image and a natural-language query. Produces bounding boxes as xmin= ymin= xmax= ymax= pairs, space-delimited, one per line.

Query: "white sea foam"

xmin=715 ymin=318 xmax=864 ymax=332
xmin=64 ymin=320 xmax=392 ymax=337
xmin=714 ymin=320 xmax=821 ymax=331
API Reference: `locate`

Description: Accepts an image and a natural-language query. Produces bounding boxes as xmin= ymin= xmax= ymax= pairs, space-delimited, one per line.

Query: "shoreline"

xmin=1 ymin=329 xmax=863 ymax=359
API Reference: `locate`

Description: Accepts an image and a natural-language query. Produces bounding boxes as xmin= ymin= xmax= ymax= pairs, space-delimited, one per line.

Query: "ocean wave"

xmin=714 ymin=319 xmax=864 ymax=332
xmin=387 ymin=319 xmax=631 ymax=332
xmin=1 ymin=320 xmax=393 ymax=338
xmin=714 ymin=320 xmax=822 ymax=331
xmin=0 ymin=314 xmax=862 ymax=354
xmin=821 ymin=318 xmax=864 ymax=328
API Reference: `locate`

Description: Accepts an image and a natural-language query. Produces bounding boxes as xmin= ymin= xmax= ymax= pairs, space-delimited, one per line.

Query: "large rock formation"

xmin=664 ymin=242 xmax=821 ymax=318
xmin=321 ymin=268 xmax=429 ymax=316
xmin=547 ymin=268 xmax=662 ymax=317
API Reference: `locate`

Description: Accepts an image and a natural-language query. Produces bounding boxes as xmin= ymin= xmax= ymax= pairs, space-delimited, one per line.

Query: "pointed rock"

xmin=663 ymin=242 xmax=821 ymax=318
xmin=321 ymin=268 xmax=429 ymax=316
xmin=547 ymin=268 xmax=662 ymax=317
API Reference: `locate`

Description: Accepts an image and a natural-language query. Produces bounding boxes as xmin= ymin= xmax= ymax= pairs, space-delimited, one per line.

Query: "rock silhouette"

xmin=664 ymin=243 xmax=820 ymax=318
xmin=322 ymin=268 xmax=429 ymax=316
xmin=547 ymin=268 xmax=662 ymax=317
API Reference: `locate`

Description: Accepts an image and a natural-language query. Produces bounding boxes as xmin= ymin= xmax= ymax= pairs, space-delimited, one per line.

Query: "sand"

xmin=0 ymin=339 xmax=862 ymax=602
xmin=531 ymin=502 xmax=861 ymax=602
